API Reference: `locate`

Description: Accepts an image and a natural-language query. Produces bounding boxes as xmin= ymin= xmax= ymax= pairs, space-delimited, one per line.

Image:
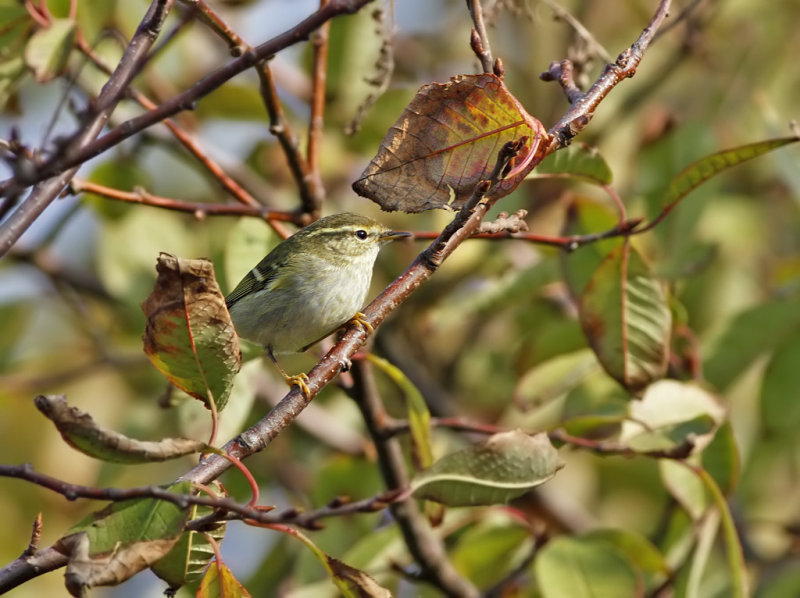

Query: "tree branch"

xmin=542 ymin=0 xmax=671 ymax=150
xmin=0 ymin=0 xmax=374 ymax=246
xmin=0 ymin=0 xmax=177 ymax=257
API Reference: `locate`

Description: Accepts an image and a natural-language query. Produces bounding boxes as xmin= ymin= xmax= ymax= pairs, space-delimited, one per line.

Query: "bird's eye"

xmin=355 ymin=229 xmax=368 ymax=240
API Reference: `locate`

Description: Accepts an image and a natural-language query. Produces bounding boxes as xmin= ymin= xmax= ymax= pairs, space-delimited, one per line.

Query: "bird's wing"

xmin=224 ymin=256 xmax=287 ymax=308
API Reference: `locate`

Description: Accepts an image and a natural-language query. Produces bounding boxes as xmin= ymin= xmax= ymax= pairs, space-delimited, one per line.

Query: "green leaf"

xmin=579 ymin=243 xmax=672 ymax=392
xmin=515 ymin=349 xmax=599 ymax=409
xmin=0 ymin=55 xmax=27 ymax=109
xmin=24 ymin=19 xmax=76 ymax=82
xmin=701 ymin=421 xmax=740 ymax=495
xmin=82 ymin=160 xmax=152 ymax=220
xmin=535 ymin=535 xmax=640 ymax=598
xmin=694 ymin=467 xmax=749 ymax=598
xmin=654 ymin=137 xmax=800 ymax=223
xmin=761 ymin=335 xmax=800 ymax=433
xmin=141 ymin=253 xmax=241 ymax=412
xmin=353 ymin=73 xmax=548 ymax=212
xmin=560 ymin=197 xmax=624 ymax=298
xmin=275 ymin=526 xmax=391 ymax=598
xmin=704 ymin=295 xmax=800 ymax=391
xmin=151 ymin=483 xmax=227 ymax=589
xmin=529 ymin=142 xmax=613 ymax=185
xmin=196 ymin=82 xmax=268 ymax=122
xmin=56 ymin=482 xmax=192 ymax=595
xmin=660 ymin=460 xmax=707 ymax=521
xmin=367 ymin=354 xmax=433 ymax=469
xmin=451 ymin=521 xmax=532 ymax=587
xmin=620 ymin=380 xmax=726 ymax=455
xmin=197 ymin=561 xmax=251 ymax=598
xmin=410 ymin=430 xmax=563 ymax=506
xmin=583 ymin=529 xmax=670 ymax=578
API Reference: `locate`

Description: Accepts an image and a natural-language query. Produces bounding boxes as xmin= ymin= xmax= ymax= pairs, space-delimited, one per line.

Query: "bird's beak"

xmin=380 ymin=230 xmax=412 ymax=243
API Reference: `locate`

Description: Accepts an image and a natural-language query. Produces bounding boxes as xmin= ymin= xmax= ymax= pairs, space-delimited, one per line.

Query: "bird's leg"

xmin=268 ymin=348 xmax=310 ymax=399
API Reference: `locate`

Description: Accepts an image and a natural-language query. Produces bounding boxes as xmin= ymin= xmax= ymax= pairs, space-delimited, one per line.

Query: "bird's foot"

xmin=284 ymin=373 xmax=311 ymax=399
xmin=349 ymin=312 xmax=374 ymax=335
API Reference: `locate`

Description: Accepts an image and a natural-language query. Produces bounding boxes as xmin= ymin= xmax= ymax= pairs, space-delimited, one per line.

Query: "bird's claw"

xmin=285 ymin=373 xmax=311 ymax=399
xmin=349 ymin=312 xmax=374 ymax=335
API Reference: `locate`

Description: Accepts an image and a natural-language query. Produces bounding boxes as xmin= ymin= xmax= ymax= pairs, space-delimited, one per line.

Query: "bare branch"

xmin=467 ymin=0 xmax=496 ymax=75
xmin=0 ymin=0 xmax=177 ymax=257
xmin=0 ymin=0 xmax=375 ymax=239
xmin=542 ymin=0 xmax=672 ymax=150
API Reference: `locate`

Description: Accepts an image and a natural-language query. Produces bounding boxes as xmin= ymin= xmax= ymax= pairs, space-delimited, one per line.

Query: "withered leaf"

xmin=141 ymin=253 xmax=241 ymax=411
xmin=152 ymin=482 xmax=227 ymax=590
xmin=327 ymin=556 xmax=392 ymax=598
xmin=34 ymin=394 xmax=206 ymax=463
xmin=197 ymin=561 xmax=252 ymax=598
xmin=353 ymin=73 xmax=548 ymax=213
xmin=56 ymin=482 xmax=192 ymax=596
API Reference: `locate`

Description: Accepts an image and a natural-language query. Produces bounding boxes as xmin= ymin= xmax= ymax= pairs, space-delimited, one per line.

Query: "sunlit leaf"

xmin=55 ymin=482 xmax=192 ymax=596
xmin=560 ymin=197 xmax=623 ymax=298
xmin=620 ymin=380 xmax=726 ymax=455
xmin=701 ymin=421 xmax=740 ymax=497
xmin=583 ymin=529 xmax=670 ymax=578
xmin=515 ymin=349 xmax=599 ymax=409
xmin=353 ymin=73 xmax=548 ymax=212
xmin=529 ymin=142 xmax=612 ymax=185
xmin=34 ymin=394 xmax=206 ymax=463
xmin=24 ymin=19 xmax=76 ymax=82
xmin=0 ymin=56 xmax=27 ymax=109
xmin=410 ymin=430 xmax=563 ymax=506
xmin=704 ymin=296 xmax=800 ymax=391
xmin=535 ymin=535 xmax=640 ymax=598
xmin=151 ymin=483 xmax=227 ymax=589
xmin=141 ymin=253 xmax=241 ymax=411
xmin=366 ymin=354 xmax=433 ymax=469
xmin=760 ymin=336 xmax=800 ymax=433
xmin=652 ymin=136 xmax=800 ymax=226
xmin=197 ymin=560 xmax=251 ymax=598
xmin=275 ymin=526 xmax=391 ymax=598
xmin=451 ymin=521 xmax=532 ymax=587
xmin=660 ymin=460 xmax=707 ymax=521
xmin=694 ymin=467 xmax=749 ymax=598
xmin=579 ymin=243 xmax=671 ymax=392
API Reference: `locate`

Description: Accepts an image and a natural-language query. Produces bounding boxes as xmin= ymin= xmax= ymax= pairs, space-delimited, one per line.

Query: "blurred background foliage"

xmin=1 ymin=0 xmax=799 ymax=596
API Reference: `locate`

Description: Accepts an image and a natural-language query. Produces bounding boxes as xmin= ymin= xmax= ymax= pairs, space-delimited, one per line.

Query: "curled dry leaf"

xmin=141 ymin=253 xmax=241 ymax=411
xmin=34 ymin=394 xmax=206 ymax=463
xmin=56 ymin=481 xmax=192 ymax=596
xmin=353 ymin=73 xmax=548 ymax=213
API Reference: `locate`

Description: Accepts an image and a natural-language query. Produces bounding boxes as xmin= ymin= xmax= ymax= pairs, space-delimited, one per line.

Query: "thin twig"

xmin=466 ymin=0 xmax=496 ymax=75
xmin=541 ymin=0 xmax=672 ymax=150
xmin=541 ymin=0 xmax=613 ymax=63
xmin=180 ymin=0 xmax=325 ymax=216
xmin=0 ymin=0 xmax=178 ymax=257
xmin=0 ymin=0 xmax=374 ymax=226
xmin=306 ymin=0 xmax=330 ymax=216
xmin=348 ymin=359 xmax=479 ymax=597
xmin=69 ymin=178 xmax=296 ymax=221
xmin=75 ymin=37 xmax=266 ymax=211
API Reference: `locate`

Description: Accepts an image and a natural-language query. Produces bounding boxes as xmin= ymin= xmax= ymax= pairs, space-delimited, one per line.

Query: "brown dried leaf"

xmin=34 ymin=394 xmax=206 ymax=463
xmin=56 ymin=482 xmax=192 ymax=596
xmin=327 ymin=556 xmax=392 ymax=598
xmin=141 ymin=253 xmax=241 ymax=411
xmin=353 ymin=73 xmax=548 ymax=213
xmin=60 ymin=532 xmax=181 ymax=597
